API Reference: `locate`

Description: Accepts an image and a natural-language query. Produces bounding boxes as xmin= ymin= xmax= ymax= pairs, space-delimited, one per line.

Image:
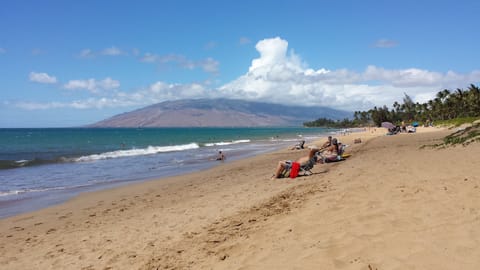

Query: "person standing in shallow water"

xmin=216 ymin=151 xmax=225 ymax=161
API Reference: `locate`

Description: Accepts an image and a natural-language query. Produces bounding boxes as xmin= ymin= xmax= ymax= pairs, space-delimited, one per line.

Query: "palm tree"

xmin=466 ymin=84 xmax=480 ymax=116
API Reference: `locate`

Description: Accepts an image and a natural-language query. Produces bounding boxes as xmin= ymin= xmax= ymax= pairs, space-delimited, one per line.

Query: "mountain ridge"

xmin=88 ymin=98 xmax=352 ymax=127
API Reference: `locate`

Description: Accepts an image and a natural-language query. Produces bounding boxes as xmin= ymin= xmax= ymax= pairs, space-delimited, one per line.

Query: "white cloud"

xmin=98 ymin=77 xmax=120 ymax=89
xmin=16 ymin=81 xmax=209 ymax=110
xmin=16 ymin=101 xmax=65 ymax=110
xmin=29 ymin=72 xmax=57 ymax=84
xmin=199 ymin=57 xmax=219 ymax=74
xmin=374 ymin=39 xmax=398 ymax=48
xmin=17 ymin=37 xmax=480 ymax=113
xmin=78 ymin=47 xmax=126 ymax=58
xmin=0 ymin=47 xmax=7 ymax=54
xmin=64 ymin=77 xmax=120 ymax=93
xmin=78 ymin=49 xmax=94 ymax=58
xmin=101 ymin=46 xmax=125 ymax=56
xmin=140 ymin=52 xmax=158 ymax=63
xmin=217 ymin=37 xmax=480 ymax=111
xmin=15 ymin=98 xmax=137 ymax=110
xmin=147 ymin=81 xmax=209 ymax=100
xmin=140 ymin=53 xmax=219 ymax=75
xmin=363 ymin=66 xmax=443 ymax=87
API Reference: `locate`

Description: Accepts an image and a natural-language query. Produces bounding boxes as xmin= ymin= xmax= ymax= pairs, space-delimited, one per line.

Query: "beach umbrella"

xmin=381 ymin=122 xmax=395 ymax=129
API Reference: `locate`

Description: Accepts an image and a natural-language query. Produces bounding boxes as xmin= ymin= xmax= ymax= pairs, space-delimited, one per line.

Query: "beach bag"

xmin=290 ymin=162 xmax=301 ymax=179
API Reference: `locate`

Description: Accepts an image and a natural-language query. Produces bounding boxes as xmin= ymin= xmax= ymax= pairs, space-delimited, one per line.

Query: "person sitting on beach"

xmin=272 ymin=147 xmax=320 ymax=179
xmin=322 ymin=136 xmax=333 ymax=148
xmin=216 ymin=151 xmax=225 ymax=161
xmin=318 ymin=138 xmax=344 ymax=162
xmin=401 ymin=121 xmax=407 ymax=133
xmin=291 ymin=140 xmax=305 ymax=150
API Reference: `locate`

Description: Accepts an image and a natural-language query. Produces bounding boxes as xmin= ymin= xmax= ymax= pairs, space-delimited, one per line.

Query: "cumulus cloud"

xmin=29 ymin=72 xmax=57 ymax=84
xmin=64 ymin=77 xmax=120 ymax=93
xmin=16 ymin=37 xmax=480 ymax=112
xmin=16 ymin=81 xmax=210 ymax=110
xmin=217 ymin=37 xmax=480 ymax=111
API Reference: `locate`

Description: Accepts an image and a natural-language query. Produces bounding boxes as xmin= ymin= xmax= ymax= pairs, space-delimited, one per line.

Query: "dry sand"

xmin=1 ymin=126 xmax=479 ymax=270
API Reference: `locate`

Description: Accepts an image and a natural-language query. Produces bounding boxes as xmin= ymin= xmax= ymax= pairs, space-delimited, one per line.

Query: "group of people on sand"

xmin=272 ymin=136 xmax=345 ymax=179
xmin=388 ymin=120 xmax=418 ymax=135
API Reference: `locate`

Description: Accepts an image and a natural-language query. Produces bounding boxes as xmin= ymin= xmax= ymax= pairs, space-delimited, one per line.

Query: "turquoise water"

xmin=0 ymin=127 xmax=326 ymax=168
xmin=0 ymin=127 xmax=335 ymax=218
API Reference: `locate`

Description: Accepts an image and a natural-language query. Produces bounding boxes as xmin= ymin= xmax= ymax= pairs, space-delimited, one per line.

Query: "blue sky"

xmin=1 ymin=0 xmax=479 ymax=127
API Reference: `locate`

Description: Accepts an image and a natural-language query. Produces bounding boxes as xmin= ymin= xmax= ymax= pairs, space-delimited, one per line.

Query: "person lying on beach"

xmin=291 ymin=140 xmax=305 ymax=150
xmin=272 ymin=147 xmax=321 ymax=179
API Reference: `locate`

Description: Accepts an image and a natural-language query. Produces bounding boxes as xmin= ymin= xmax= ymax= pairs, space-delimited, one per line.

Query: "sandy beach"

xmin=1 ymin=126 xmax=479 ymax=270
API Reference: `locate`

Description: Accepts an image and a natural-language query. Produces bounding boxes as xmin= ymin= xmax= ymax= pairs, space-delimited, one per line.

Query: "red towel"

xmin=290 ymin=162 xmax=300 ymax=179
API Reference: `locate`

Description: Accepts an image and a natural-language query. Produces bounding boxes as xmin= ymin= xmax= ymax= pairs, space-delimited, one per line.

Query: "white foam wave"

xmin=205 ymin=139 xmax=250 ymax=147
xmin=74 ymin=143 xmax=200 ymax=162
xmin=0 ymin=186 xmax=70 ymax=197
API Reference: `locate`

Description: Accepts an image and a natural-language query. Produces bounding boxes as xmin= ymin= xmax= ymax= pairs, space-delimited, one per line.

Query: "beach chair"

xmin=280 ymin=155 xmax=318 ymax=178
xmin=316 ymin=144 xmax=348 ymax=163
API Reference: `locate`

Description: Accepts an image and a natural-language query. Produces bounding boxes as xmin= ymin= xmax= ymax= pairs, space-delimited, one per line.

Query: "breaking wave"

xmin=204 ymin=139 xmax=251 ymax=147
xmin=74 ymin=143 xmax=200 ymax=162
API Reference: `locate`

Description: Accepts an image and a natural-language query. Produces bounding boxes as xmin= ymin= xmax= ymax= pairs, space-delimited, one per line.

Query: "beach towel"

xmin=290 ymin=162 xmax=301 ymax=178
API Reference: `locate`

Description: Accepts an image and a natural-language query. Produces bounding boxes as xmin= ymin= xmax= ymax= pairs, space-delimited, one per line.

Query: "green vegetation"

xmin=421 ymin=122 xmax=480 ymax=149
xmin=304 ymin=84 xmax=480 ymax=128
xmin=303 ymin=117 xmax=356 ymax=128
xmin=443 ymin=124 xmax=480 ymax=146
xmin=433 ymin=117 xmax=480 ymax=127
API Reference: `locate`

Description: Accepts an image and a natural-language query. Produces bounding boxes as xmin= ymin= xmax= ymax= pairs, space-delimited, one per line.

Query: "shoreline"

xmin=2 ymin=126 xmax=479 ymax=269
xmin=0 ymin=127 xmax=337 ymax=219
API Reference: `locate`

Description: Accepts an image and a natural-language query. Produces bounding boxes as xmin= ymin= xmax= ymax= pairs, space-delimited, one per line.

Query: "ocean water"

xmin=0 ymin=127 xmax=335 ymax=218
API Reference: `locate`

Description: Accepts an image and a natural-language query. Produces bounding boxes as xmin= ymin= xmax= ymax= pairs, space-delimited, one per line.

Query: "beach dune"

xmin=1 ymin=127 xmax=479 ymax=269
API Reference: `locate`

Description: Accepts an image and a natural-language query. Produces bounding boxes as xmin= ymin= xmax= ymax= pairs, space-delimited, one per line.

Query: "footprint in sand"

xmin=58 ymin=214 xmax=70 ymax=220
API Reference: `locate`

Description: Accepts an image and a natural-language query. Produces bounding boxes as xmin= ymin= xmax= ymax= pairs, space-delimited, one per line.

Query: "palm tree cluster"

xmin=304 ymin=84 xmax=480 ymax=128
xmin=354 ymin=84 xmax=480 ymax=127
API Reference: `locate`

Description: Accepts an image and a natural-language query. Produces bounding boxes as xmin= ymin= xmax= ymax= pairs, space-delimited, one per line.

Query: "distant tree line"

xmin=304 ymin=84 xmax=480 ymax=127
